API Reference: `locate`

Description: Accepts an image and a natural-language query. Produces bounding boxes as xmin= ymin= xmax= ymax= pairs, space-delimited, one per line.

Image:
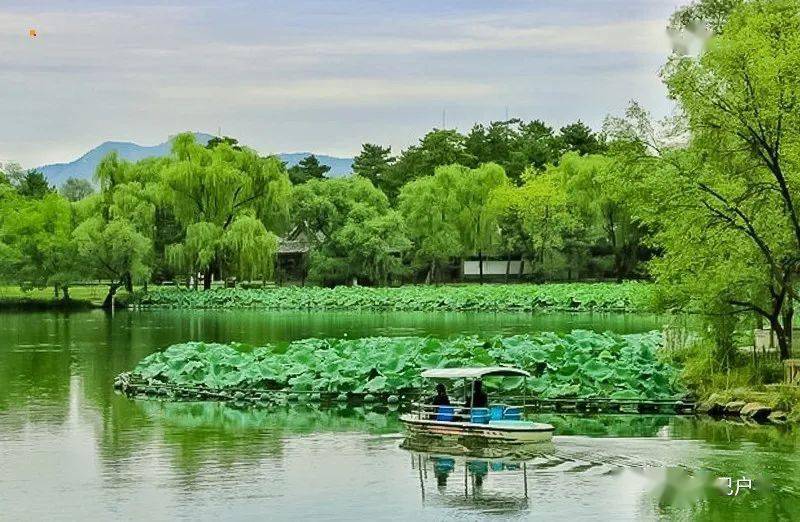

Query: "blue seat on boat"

xmin=489 ymin=404 xmax=506 ymax=420
xmin=503 ymin=406 xmax=523 ymax=421
xmin=436 ymin=405 xmax=454 ymax=422
xmin=468 ymin=461 xmax=489 ymax=474
xmin=433 ymin=457 xmax=455 ymax=473
xmin=470 ymin=407 xmax=490 ymax=424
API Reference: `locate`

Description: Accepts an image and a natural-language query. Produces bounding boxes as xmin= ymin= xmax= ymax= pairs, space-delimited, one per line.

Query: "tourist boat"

xmin=399 ymin=367 xmax=555 ymax=444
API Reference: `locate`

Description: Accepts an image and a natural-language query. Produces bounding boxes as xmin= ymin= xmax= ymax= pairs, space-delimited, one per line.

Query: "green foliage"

xmin=287 ymin=154 xmax=330 ymax=184
xmin=291 ymin=176 xmax=408 ymax=285
xmin=464 ymin=119 xmax=603 ymax=184
xmin=59 ymin=177 xmax=95 ymax=202
xmin=15 ymin=170 xmax=53 ymax=198
xmin=661 ymin=334 xmax=789 ymax=398
xmin=222 ymin=216 xmax=279 ymax=281
xmin=669 ymin=0 xmax=742 ymax=35
xmin=131 ymin=330 xmax=679 ymax=399
xmin=554 ymin=153 xmax=647 ymax=279
xmin=608 ymin=0 xmax=800 ymax=358
xmin=205 ymin=136 xmax=242 ymax=150
xmin=335 ymin=210 xmax=411 ymax=285
xmin=166 ymin=133 xmax=291 ymax=232
xmin=398 ymin=162 xmax=508 ymax=280
xmin=557 ymin=121 xmax=606 ymax=156
xmin=381 ymin=129 xmax=474 ymax=199
xmin=398 ymin=175 xmax=462 ymax=279
xmin=2 ymin=118 xmax=640 ymax=293
xmin=0 ymin=191 xmax=78 ymax=292
xmin=488 ymin=168 xmax=575 ymax=278
xmin=138 ymin=282 xmax=652 ymax=312
xmin=163 ymin=133 xmax=291 ymax=285
xmin=352 ymin=143 xmax=394 ymax=189
xmin=73 ymin=216 xmax=152 ymax=286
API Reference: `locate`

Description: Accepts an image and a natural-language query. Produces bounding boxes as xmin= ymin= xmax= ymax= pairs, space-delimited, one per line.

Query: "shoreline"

xmin=694 ymin=388 xmax=800 ymax=425
xmin=1 ymin=282 xmax=655 ymax=313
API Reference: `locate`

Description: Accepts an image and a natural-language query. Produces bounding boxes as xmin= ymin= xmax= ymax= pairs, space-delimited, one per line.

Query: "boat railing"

xmin=411 ymin=402 xmax=525 ymax=423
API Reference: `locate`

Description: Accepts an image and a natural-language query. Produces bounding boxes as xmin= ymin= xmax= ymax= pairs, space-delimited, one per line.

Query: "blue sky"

xmin=1 ymin=0 xmax=682 ymax=167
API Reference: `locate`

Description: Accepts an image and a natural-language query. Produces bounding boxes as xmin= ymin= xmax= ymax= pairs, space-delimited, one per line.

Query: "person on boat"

xmin=467 ymin=380 xmax=488 ymax=408
xmin=430 ymin=383 xmax=451 ymax=406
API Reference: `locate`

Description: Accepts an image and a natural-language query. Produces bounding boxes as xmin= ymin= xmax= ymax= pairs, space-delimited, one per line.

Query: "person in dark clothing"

xmin=467 ymin=380 xmax=488 ymax=408
xmin=430 ymin=382 xmax=451 ymax=406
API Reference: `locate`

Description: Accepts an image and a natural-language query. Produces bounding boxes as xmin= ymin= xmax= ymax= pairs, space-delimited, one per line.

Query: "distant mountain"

xmin=36 ymin=133 xmax=214 ymax=186
xmin=36 ymin=133 xmax=353 ymax=186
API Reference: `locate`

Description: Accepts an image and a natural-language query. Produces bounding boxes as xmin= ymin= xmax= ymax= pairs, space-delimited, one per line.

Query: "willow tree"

xmin=163 ymin=133 xmax=290 ymax=288
xmin=0 ymin=190 xmax=80 ymax=298
xmin=80 ymin=152 xmax=163 ymax=300
xmin=290 ymin=176 xmax=407 ymax=286
xmin=554 ymin=152 xmax=646 ymax=279
xmin=490 ymin=169 xmax=574 ymax=280
xmin=73 ymin=216 xmax=152 ymax=307
xmin=453 ymin=163 xmax=509 ymax=282
xmin=398 ymin=175 xmax=462 ymax=283
xmin=336 ymin=210 xmax=411 ymax=286
xmin=609 ymin=0 xmax=800 ymax=359
xmin=398 ymin=162 xmax=507 ymax=283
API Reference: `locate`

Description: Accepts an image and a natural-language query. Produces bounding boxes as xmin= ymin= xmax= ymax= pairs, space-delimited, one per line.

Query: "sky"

xmin=0 ymin=0 xmax=681 ymax=168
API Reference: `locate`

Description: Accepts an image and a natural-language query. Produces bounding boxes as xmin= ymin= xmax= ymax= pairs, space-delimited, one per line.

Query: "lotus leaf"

xmin=138 ymin=282 xmax=652 ymax=313
xmin=128 ymin=330 xmax=681 ymax=400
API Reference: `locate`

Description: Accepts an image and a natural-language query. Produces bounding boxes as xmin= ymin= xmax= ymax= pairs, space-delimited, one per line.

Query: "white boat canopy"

xmin=420 ymin=366 xmax=531 ymax=379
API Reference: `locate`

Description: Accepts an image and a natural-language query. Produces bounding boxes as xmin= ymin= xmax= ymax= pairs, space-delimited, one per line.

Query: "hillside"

xmin=36 ymin=133 xmax=353 ymax=185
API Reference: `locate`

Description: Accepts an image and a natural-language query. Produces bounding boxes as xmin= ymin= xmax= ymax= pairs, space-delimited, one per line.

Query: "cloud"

xmin=0 ymin=1 xmax=677 ymax=167
xmin=157 ymin=79 xmax=498 ymax=107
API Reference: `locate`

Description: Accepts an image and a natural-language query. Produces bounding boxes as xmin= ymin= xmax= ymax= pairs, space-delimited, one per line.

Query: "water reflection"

xmin=410 ymin=453 xmax=532 ymax=515
xmin=1 ymin=309 xmax=799 ymax=520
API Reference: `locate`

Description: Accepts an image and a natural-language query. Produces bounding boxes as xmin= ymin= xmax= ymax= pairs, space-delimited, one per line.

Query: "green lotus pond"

xmin=1 ymin=309 xmax=798 ymax=520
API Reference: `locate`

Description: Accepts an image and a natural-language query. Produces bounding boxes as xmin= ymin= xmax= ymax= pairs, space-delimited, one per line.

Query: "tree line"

xmin=0 ymin=117 xmax=647 ymax=302
xmin=2 ymin=0 xmax=798 ymax=363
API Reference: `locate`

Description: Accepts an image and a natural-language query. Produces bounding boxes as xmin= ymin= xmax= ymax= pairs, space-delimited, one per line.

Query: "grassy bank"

xmin=698 ymin=387 xmax=800 ymax=423
xmin=123 ymin=330 xmax=681 ymax=400
xmin=662 ymin=340 xmax=800 ymax=422
xmin=0 ymin=285 xmax=136 ymax=310
xmin=135 ymin=282 xmax=653 ymax=313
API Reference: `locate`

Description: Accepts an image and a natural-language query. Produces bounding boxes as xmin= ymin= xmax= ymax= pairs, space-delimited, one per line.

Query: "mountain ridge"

xmin=36 ymin=133 xmax=354 ymax=185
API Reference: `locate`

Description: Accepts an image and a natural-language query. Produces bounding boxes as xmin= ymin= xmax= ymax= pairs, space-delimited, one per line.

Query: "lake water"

xmin=1 ymin=310 xmax=798 ymax=521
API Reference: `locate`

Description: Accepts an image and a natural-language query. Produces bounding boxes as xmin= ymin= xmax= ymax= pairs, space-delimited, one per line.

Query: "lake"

xmin=1 ymin=310 xmax=798 ymax=520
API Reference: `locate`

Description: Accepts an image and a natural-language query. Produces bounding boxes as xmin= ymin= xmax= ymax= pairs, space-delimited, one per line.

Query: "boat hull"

xmin=400 ymin=414 xmax=554 ymax=443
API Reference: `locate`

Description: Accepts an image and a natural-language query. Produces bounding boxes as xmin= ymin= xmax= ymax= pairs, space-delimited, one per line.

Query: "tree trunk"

xmin=478 ymin=250 xmax=484 ymax=284
xmin=782 ymin=300 xmax=794 ymax=360
xmin=425 ymin=260 xmax=434 ymax=285
xmin=61 ymin=286 xmax=70 ymax=302
xmin=203 ymin=267 xmax=212 ymax=290
xmin=54 ymin=284 xmax=59 ymax=300
xmin=518 ymin=259 xmax=525 ymax=281
xmin=102 ymin=284 xmax=120 ymax=309
xmin=505 ymin=255 xmax=511 ymax=283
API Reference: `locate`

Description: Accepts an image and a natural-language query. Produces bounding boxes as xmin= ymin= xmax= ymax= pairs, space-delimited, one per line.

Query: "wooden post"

xmin=523 ymin=462 xmax=528 ymax=499
xmin=785 ymin=359 xmax=800 ymax=385
xmin=464 ymin=463 xmax=468 ymax=499
xmin=418 ymin=455 xmax=425 ymax=502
